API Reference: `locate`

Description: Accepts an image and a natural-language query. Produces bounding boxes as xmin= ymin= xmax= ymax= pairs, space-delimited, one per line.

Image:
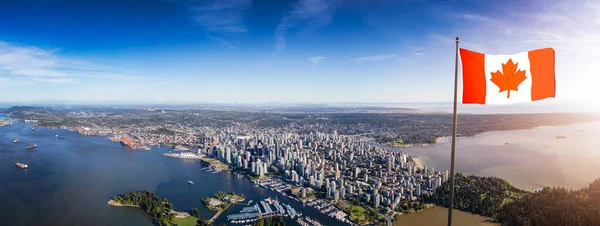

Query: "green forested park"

xmin=111 ymin=191 xmax=176 ymax=226
xmin=425 ymin=174 xmax=600 ymax=225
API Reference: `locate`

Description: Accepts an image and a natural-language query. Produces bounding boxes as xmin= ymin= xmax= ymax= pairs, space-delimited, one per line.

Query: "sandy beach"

xmin=107 ymin=199 xmax=139 ymax=207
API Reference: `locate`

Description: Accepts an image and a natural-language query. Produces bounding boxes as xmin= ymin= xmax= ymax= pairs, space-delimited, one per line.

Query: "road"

xmin=363 ymin=205 xmax=392 ymax=226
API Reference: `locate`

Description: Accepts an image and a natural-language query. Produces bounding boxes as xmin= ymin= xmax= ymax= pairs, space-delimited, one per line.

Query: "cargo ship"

xmin=13 ymin=139 xmax=19 ymax=144
xmin=26 ymin=144 xmax=37 ymax=150
xmin=15 ymin=162 xmax=28 ymax=169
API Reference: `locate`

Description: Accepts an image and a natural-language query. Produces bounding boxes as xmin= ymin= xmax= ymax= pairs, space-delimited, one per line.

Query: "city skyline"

xmin=0 ymin=0 xmax=598 ymax=104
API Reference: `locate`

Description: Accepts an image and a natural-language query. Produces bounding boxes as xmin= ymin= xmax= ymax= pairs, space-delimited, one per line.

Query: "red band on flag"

xmin=459 ymin=48 xmax=486 ymax=104
xmin=528 ymin=48 xmax=556 ymax=101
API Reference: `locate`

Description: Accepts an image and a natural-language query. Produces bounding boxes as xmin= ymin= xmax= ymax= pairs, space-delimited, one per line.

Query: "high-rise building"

xmin=225 ymin=148 xmax=231 ymax=164
xmin=331 ymin=181 xmax=337 ymax=194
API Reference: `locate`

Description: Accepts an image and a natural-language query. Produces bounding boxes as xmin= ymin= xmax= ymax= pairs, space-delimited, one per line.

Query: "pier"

xmin=226 ymin=198 xmax=300 ymax=224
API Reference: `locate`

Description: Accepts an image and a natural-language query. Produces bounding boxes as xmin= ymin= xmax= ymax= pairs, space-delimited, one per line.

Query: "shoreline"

xmin=107 ymin=199 xmax=139 ymax=207
xmin=108 ymin=199 xmax=190 ymax=218
xmin=4 ymin=113 xmax=599 ymax=152
xmin=390 ymin=120 xmax=600 ymax=148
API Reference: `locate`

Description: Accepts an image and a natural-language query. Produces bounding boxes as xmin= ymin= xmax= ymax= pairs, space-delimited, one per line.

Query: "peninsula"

xmin=109 ymin=191 xmax=196 ymax=226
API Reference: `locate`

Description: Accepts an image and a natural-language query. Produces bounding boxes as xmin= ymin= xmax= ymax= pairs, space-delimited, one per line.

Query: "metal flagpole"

xmin=447 ymin=36 xmax=460 ymax=226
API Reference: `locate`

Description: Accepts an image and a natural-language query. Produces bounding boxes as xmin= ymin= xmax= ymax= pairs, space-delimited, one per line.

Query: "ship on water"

xmin=15 ymin=162 xmax=28 ymax=169
xmin=26 ymin=144 xmax=37 ymax=150
xmin=55 ymin=135 xmax=65 ymax=139
xmin=188 ymin=180 xmax=194 ymax=185
xmin=13 ymin=139 xmax=19 ymax=144
xmin=31 ymin=127 xmax=35 ymax=131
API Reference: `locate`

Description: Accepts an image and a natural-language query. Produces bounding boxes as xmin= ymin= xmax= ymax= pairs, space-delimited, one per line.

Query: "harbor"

xmin=255 ymin=177 xmax=357 ymax=225
xmin=226 ymin=198 xmax=300 ymax=224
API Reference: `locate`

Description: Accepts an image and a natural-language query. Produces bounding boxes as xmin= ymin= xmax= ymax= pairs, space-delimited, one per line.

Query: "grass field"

xmin=350 ymin=205 xmax=373 ymax=225
xmin=173 ymin=216 xmax=198 ymax=226
xmin=201 ymin=158 xmax=230 ymax=171
xmin=333 ymin=200 xmax=376 ymax=225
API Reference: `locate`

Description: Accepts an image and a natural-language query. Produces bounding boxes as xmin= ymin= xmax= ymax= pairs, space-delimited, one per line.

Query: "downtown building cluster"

xmin=199 ymin=130 xmax=449 ymax=212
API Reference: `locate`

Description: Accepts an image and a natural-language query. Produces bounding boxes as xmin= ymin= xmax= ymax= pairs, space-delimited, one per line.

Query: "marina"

xmin=256 ymin=177 xmax=356 ymax=225
xmin=227 ymin=198 xmax=300 ymax=224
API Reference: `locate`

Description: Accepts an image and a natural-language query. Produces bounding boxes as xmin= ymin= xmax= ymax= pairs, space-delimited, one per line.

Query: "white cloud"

xmin=0 ymin=41 xmax=146 ymax=84
xmin=460 ymin=13 xmax=490 ymax=22
xmin=308 ymin=56 xmax=325 ymax=66
xmin=411 ymin=47 xmax=426 ymax=56
xmin=178 ymin=0 xmax=251 ymax=49
xmin=354 ymin=54 xmax=396 ymax=63
xmin=206 ymin=33 xmax=237 ymax=49
xmin=274 ymin=0 xmax=339 ymax=55
xmin=190 ymin=0 xmax=251 ymax=33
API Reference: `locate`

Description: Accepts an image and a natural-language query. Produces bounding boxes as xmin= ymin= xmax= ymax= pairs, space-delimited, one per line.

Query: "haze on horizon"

xmin=0 ymin=0 xmax=598 ymax=106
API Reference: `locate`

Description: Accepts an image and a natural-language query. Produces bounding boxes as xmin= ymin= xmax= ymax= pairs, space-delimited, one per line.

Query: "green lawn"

xmin=173 ymin=216 xmax=198 ymax=226
xmin=350 ymin=205 xmax=374 ymax=225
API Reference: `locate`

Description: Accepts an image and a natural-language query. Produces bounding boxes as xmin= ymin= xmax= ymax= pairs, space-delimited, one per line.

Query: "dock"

xmin=226 ymin=198 xmax=299 ymax=224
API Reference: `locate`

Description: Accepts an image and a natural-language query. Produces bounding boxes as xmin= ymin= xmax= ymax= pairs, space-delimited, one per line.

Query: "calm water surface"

xmin=395 ymin=206 xmax=498 ymax=226
xmin=377 ymin=121 xmax=600 ymax=190
xmin=0 ymin=115 xmax=342 ymax=226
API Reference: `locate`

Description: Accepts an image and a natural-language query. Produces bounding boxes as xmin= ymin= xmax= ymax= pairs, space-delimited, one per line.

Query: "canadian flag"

xmin=459 ymin=48 xmax=555 ymax=105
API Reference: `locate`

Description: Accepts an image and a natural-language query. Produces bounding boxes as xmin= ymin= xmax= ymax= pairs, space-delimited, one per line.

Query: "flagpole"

xmin=447 ymin=36 xmax=459 ymax=226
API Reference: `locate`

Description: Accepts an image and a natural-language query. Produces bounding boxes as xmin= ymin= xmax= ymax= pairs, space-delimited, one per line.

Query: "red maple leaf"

xmin=490 ymin=59 xmax=527 ymax=98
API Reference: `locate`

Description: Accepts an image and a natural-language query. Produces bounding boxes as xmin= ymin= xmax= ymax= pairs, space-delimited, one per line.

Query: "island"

xmin=108 ymin=191 xmax=198 ymax=226
xmin=201 ymin=191 xmax=245 ymax=222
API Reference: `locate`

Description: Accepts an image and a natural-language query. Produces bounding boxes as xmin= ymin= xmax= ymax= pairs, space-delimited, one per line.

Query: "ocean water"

xmin=0 ymin=115 xmax=340 ymax=226
xmin=379 ymin=121 xmax=600 ymax=190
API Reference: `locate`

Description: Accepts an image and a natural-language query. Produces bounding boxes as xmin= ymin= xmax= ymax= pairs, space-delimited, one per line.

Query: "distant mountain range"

xmin=0 ymin=99 xmax=597 ymax=114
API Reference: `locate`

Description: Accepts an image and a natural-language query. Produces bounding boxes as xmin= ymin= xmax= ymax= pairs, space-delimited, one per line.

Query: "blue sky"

xmin=0 ymin=0 xmax=599 ymax=105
